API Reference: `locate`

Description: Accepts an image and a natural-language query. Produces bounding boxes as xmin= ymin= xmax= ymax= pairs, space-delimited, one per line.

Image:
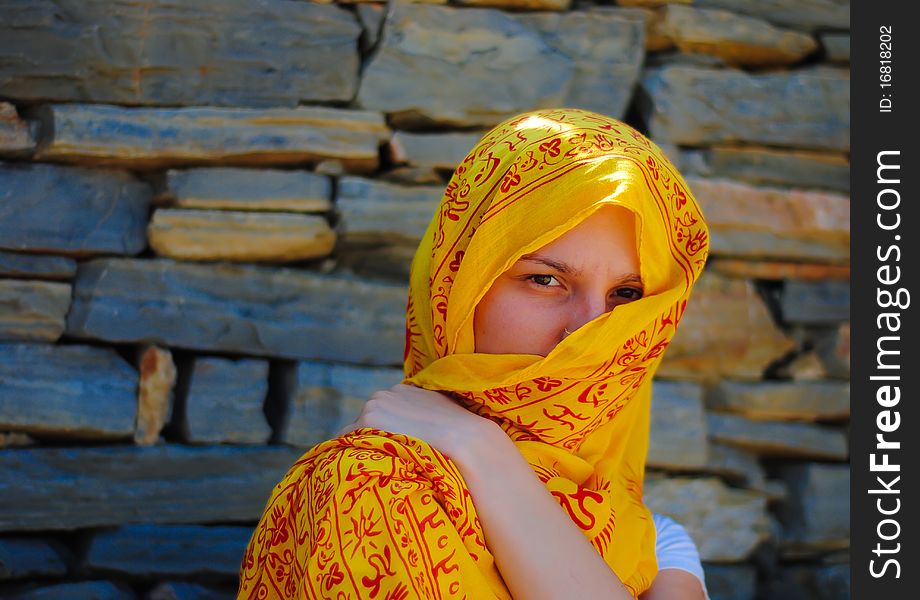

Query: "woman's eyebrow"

xmin=517 ymin=254 xmax=644 ymax=286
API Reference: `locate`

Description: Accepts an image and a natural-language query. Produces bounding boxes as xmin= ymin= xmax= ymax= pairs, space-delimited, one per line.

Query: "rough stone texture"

xmin=821 ymin=33 xmax=850 ymax=63
xmin=647 ymin=381 xmax=708 ymax=470
xmin=628 ymin=8 xmax=674 ymax=51
xmin=336 ymin=177 xmax=443 ymax=242
xmin=389 ymin=131 xmax=483 ymax=171
xmin=658 ymin=272 xmax=796 ymax=381
xmin=681 ymin=146 xmax=849 ymax=193
xmin=0 ymin=432 xmax=35 ymax=448
xmin=695 ymin=0 xmax=849 ymax=31
xmin=0 ymin=343 xmax=137 ymax=440
xmin=641 ymin=66 xmax=849 ymax=151
xmin=356 ymin=4 xmax=387 ymax=53
xmin=160 ymin=168 xmax=332 ymax=213
xmin=148 ymin=209 xmax=336 ymax=263
xmin=148 ymin=582 xmax=237 ymax=600
xmin=83 ymin=524 xmax=250 ymax=578
xmin=0 ymin=538 xmax=69 ymax=580
xmin=66 ymin=259 xmax=406 ymax=366
xmin=0 ymin=103 xmax=35 ymax=156
xmin=456 ymin=0 xmax=571 ymax=8
xmin=337 ymin=243 xmax=419 ymax=281
xmin=815 ymin=322 xmax=850 ymax=379
xmin=703 ymin=443 xmax=766 ymax=491
xmin=781 ymin=280 xmax=849 ymax=324
xmin=0 ymin=0 xmax=360 ymax=107
xmin=0 ymin=252 xmax=77 ymax=281
xmin=645 ymin=477 xmax=771 ymax=562
xmin=380 ymin=166 xmax=446 ymax=186
xmin=659 ymin=6 xmax=817 ymax=66
xmin=358 ymin=4 xmax=643 ymax=127
xmin=706 ymin=412 xmax=847 ymax=460
xmin=33 ymin=104 xmax=389 ymax=173
xmin=765 ymin=563 xmax=850 ymax=600
xmin=0 ymin=445 xmax=302 ymax=531
xmin=183 ymin=357 xmax=271 ymax=445
xmin=517 ymin=9 xmax=646 ymax=118
xmin=776 ymin=464 xmax=849 ymax=552
xmin=134 ymin=346 xmax=176 ymax=446
xmin=1 ymin=581 xmax=137 ymax=600
xmin=0 ymin=280 xmax=71 ymax=342
xmin=708 ymin=259 xmax=849 ymax=282
xmin=703 ymin=563 xmax=757 ymax=600
xmin=707 ymin=381 xmax=849 ymax=421
xmin=687 ymin=177 xmax=849 ymax=263
xmin=779 ymin=350 xmax=827 ymax=381
xmin=0 ymin=162 xmax=150 ymax=256
xmin=280 ymin=362 xmax=405 ymax=446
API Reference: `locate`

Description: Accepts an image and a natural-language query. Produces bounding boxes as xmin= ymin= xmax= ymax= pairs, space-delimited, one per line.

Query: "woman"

xmin=239 ymin=108 xmax=709 ymax=599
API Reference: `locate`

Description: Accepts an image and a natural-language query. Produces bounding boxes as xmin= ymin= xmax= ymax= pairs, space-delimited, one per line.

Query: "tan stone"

xmin=380 ymin=167 xmax=445 ymax=186
xmin=660 ymin=5 xmax=817 ymax=66
xmin=688 ymin=177 xmax=849 ymax=263
xmin=816 ymin=322 xmax=849 ymax=379
xmin=161 ymin=168 xmax=331 ymax=213
xmin=0 ymin=102 xmax=34 ymax=155
xmin=147 ymin=209 xmax=336 ymax=263
xmin=389 ymin=131 xmax=483 ymax=171
xmin=783 ymin=351 xmax=828 ymax=381
xmin=34 ymin=104 xmax=389 ymax=173
xmin=0 ymin=280 xmax=71 ymax=342
xmin=618 ymin=0 xmax=691 ymax=6
xmin=659 ymin=272 xmax=796 ymax=381
xmin=707 ymin=412 xmax=847 ymax=460
xmin=645 ymin=477 xmax=771 ymax=562
xmin=709 ymin=258 xmax=849 ymax=281
xmin=707 ymin=381 xmax=849 ymax=421
xmin=455 ymin=0 xmax=569 ymax=8
xmin=632 ymin=8 xmax=675 ymax=51
xmin=134 ymin=346 xmax=176 ymax=446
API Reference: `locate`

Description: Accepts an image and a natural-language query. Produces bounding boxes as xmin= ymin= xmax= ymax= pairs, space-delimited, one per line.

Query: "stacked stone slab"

xmin=0 ymin=1 xmax=850 ymax=598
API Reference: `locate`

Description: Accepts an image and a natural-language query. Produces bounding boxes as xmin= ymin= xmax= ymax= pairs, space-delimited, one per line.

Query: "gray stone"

xmin=707 ymin=381 xmax=849 ymax=421
xmin=644 ymin=477 xmax=771 ymax=562
xmin=0 ymin=280 xmax=71 ymax=342
xmin=0 ymin=103 xmax=35 ymax=156
xmin=455 ymin=0 xmax=571 ymax=8
xmin=0 ymin=252 xmax=76 ymax=280
xmin=183 ymin=357 xmax=271 ymax=445
xmin=161 ymin=168 xmax=332 ymax=213
xmin=695 ymin=0 xmax=849 ymax=31
xmin=702 ymin=563 xmax=757 ymax=600
xmin=703 ymin=443 xmax=766 ymax=491
xmin=0 ymin=0 xmax=360 ymax=107
xmin=776 ymin=463 xmax=849 ymax=552
xmin=659 ymin=5 xmax=817 ymax=66
xmin=356 ymin=4 xmax=387 ymax=53
xmin=815 ymin=322 xmax=849 ymax=379
xmin=358 ymin=3 xmax=571 ymax=127
xmin=648 ymin=381 xmax=709 ymax=470
xmin=706 ymin=412 xmax=848 ymax=460
xmin=389 ymin=131 xmax=483 ymax=171
xmin=336 ymin=177 xmax=443 ymax=242
xmin=84 ymin=524 xmax=251 ymax=578
xmin=66 ymin=259 xmax=406 ymax=366
xmin=380 ymin=166 xmax=446 ymax=186
xmin=33 ymin=104 xmax=389 ymax=173
xmin=280 ymin=362 xmax=405 ymax=446
xmin=517 ymin=8 xmax=646 ymax=118
xmin=681 ymin=147 xmax=849 ymax=193
xmin=0 ymin=343 xmax=137 ymax=440
xmin=148 ymin=582 xmax=236 ymax=600
xmin=821 ymin=33 xmax=850 ymax=63
xmin=765 ymin=562 xmax=850 ymax=600
xmin=781 ymin=280 xmax=849 ymax=324
xmin=2 ymin=581 xmax=136 ymax=600
xmin=0 ymin=538 xmax=69 ymax=580
xmin=640 ymin=66 xmax=849 ymax=151
xmin=0 ymin=445 xmax=303 ymax=531
xmin=0 ymin=162 xmax=150 ymax=256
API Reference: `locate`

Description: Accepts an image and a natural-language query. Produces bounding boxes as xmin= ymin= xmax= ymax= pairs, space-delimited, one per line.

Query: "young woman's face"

xmin=473 ymin=205 xmax=642 ymax=356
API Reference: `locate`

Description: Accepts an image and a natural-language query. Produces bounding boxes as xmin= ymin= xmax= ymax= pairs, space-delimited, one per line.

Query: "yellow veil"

xmin=239 ymin=108 xmax=709 ymax=599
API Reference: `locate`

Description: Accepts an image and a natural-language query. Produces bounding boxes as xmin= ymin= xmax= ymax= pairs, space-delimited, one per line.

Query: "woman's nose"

xmin=566 ymin=293 xmax=610 ymax=334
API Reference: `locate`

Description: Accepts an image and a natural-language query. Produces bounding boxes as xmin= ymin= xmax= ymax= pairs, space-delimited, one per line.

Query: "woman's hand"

xmin=338 ymin=383 xmax=495 ymax=462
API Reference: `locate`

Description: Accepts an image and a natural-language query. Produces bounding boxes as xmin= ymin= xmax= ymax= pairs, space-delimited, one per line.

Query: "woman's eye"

xmin=613 ymin=287 xmax=643 ymax=300
xmin=528 ymin=274 xmax=560 ymax=287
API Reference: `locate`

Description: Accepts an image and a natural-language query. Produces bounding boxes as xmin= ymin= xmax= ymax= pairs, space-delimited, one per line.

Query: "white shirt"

xmin=653 ymin=513 xmax=709 ymax=598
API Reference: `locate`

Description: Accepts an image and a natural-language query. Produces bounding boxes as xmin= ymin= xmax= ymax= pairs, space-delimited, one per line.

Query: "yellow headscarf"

xmin=239 ymin=108 xmax=709 ymax=599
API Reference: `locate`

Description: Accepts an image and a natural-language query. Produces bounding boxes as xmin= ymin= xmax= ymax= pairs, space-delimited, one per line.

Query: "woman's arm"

xmin=346 ymin=384 xmax=635 ymax=600
xmin=640 ymin=514 xmax=707 ymax=600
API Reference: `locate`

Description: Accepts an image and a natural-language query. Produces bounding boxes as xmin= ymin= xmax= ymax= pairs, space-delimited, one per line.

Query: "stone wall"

xmin=0 ymin=1 xmax=850 ymax=598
